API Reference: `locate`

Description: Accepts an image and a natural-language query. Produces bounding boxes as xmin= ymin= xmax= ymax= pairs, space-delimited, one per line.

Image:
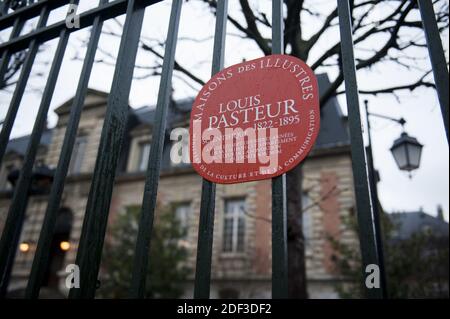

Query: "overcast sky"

xmin=0 ymin=0 xmax=448 ymax=220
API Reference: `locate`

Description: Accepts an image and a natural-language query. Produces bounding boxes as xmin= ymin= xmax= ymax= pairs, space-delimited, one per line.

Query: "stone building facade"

xmin=0 ymin=75 xmax=357 ymax=298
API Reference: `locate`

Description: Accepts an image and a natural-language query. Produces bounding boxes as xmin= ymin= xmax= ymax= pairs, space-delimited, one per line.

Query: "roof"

xmin=132 ymin=73 xmax=350 ymax=150
xmin=132 ymin=97 xmax=193 ymax=127
xmin=4 ymin=129 xmax=52 ymax=157
xmin=53 ymin=88 xmax=109 ymax=115
xmin=4 ymin=73 xmax=350 ymax=169
xmin=388 ymin=211 xmax=449 ymax=240
xmin=315 ymin=74 xmax=350 ymax=149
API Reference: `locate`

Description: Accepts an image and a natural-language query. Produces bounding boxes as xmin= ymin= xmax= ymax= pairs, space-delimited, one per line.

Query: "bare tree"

xmin=1 ymin=0 xmax=47 ymax=93
xmin=0 ymin=0 xmax=447 ymax=299
xmin=0 ymin=48 xmax=48 ymax=97
xmin=91 ymin=0 xmax=448 ymax=100
xmin=71 ymin=0 xmax=450 ymax=298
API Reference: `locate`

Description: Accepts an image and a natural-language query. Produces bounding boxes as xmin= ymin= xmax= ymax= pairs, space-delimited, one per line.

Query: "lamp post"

xmin=390 ymin=133 xmax=423 ymax=176
xmin=364 ymin=100 xmax=388 ymax=299
xmin=364 ymin=100 xmax=424 ymax=299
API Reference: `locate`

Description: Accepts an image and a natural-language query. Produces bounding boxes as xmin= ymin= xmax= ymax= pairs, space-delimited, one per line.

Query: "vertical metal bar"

xmin=0 ymin=17 xmax=25 ymax=88
xmin=337 ymin=0 xmax=382 ymax=299
xmin=364 ymin=100 xmax=388 ymax=299
xmin=209 ymin=0 xmax=228 ymax=77
xmin=0 ymin=0 xmax=10 ymax=16
xmin=272 ymin=175 xmax=288 ymax=298
xmin=193 ymin=0 xmax=228 ymax=299
xmin=68 ymin=0 xmax=146 ymax=299
xmin=0 ymin=1 xmax=79 ymax=298
xmin=417 ymin=0 xmax=449 ymax=143
xmin=129 ymin=0 xmax=183 ymax=299
xmin=271 ymin=0 xmax=288 ymax=299
xmin=0 ymin=5 xmax=50 ymax=167
xmin=271 ymin=0 xmax=283 ymax=54
xmin=25 ymin=0 xmax=108 ymax=299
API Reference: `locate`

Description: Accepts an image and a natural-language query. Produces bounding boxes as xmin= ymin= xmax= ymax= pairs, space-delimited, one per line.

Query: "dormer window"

xmin=69 ymin=136 xmax=87 ymax=174
xmin=127 ymin=131 xmax=151 ymax=173
xmin=137 ymin=142 xmax=151 ymax=172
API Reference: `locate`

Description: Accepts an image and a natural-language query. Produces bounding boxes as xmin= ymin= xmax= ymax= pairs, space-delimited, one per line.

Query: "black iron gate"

xmin=0 ymin=0 xmax=448 ymax=299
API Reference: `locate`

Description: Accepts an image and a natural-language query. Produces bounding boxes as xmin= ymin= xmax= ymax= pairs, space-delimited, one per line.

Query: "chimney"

xmin=437 ymin=205 xmax=444 ymax=221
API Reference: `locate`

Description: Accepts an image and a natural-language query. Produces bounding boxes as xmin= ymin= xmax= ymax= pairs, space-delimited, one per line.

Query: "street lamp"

xmin=363 ymin=100 xmax=425 ymax=299
xmin=364 ymin=102 xmax=423 ymax=177
xmin=19 ymin=242 xmax=30 ymax=253
xmin=390 ymin=132 xmax=423 ymax=173
xmin=59 ymin=241 xmax=71 ymax=251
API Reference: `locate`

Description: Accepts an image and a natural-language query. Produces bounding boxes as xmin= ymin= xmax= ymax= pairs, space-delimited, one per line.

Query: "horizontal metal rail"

xmin=0 ymin=0 xmax=69 ymax=31
xmin=0 ymin=0 xmax=162 ymax=55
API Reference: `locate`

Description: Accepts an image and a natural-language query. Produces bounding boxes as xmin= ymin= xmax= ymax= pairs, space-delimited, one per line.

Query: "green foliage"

xmin=330 ymin=212 xmax=449 ymax=299
xmin=386 ymin=231 xmax=449 ymax=298
xmin=328 ymin=214 xmax=364 ymax=299
xmin=97 ymin=204 xmax=190 ymax=298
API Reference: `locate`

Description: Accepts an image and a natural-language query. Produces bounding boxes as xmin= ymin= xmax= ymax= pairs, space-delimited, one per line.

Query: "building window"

xmin=69 ymin=136 xmax=87 ymax=174
xmin=174 ymin=202 xmax=190 ymax=238
xmin=222 ymin=198 xmax=246 ymax=253
xmin=137 ymin=142 xmax=151 ymax=171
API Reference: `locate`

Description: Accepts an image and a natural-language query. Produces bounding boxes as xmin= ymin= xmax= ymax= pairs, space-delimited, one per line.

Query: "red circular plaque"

xmin=189 ymin=54 xmax=320 ymax=184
